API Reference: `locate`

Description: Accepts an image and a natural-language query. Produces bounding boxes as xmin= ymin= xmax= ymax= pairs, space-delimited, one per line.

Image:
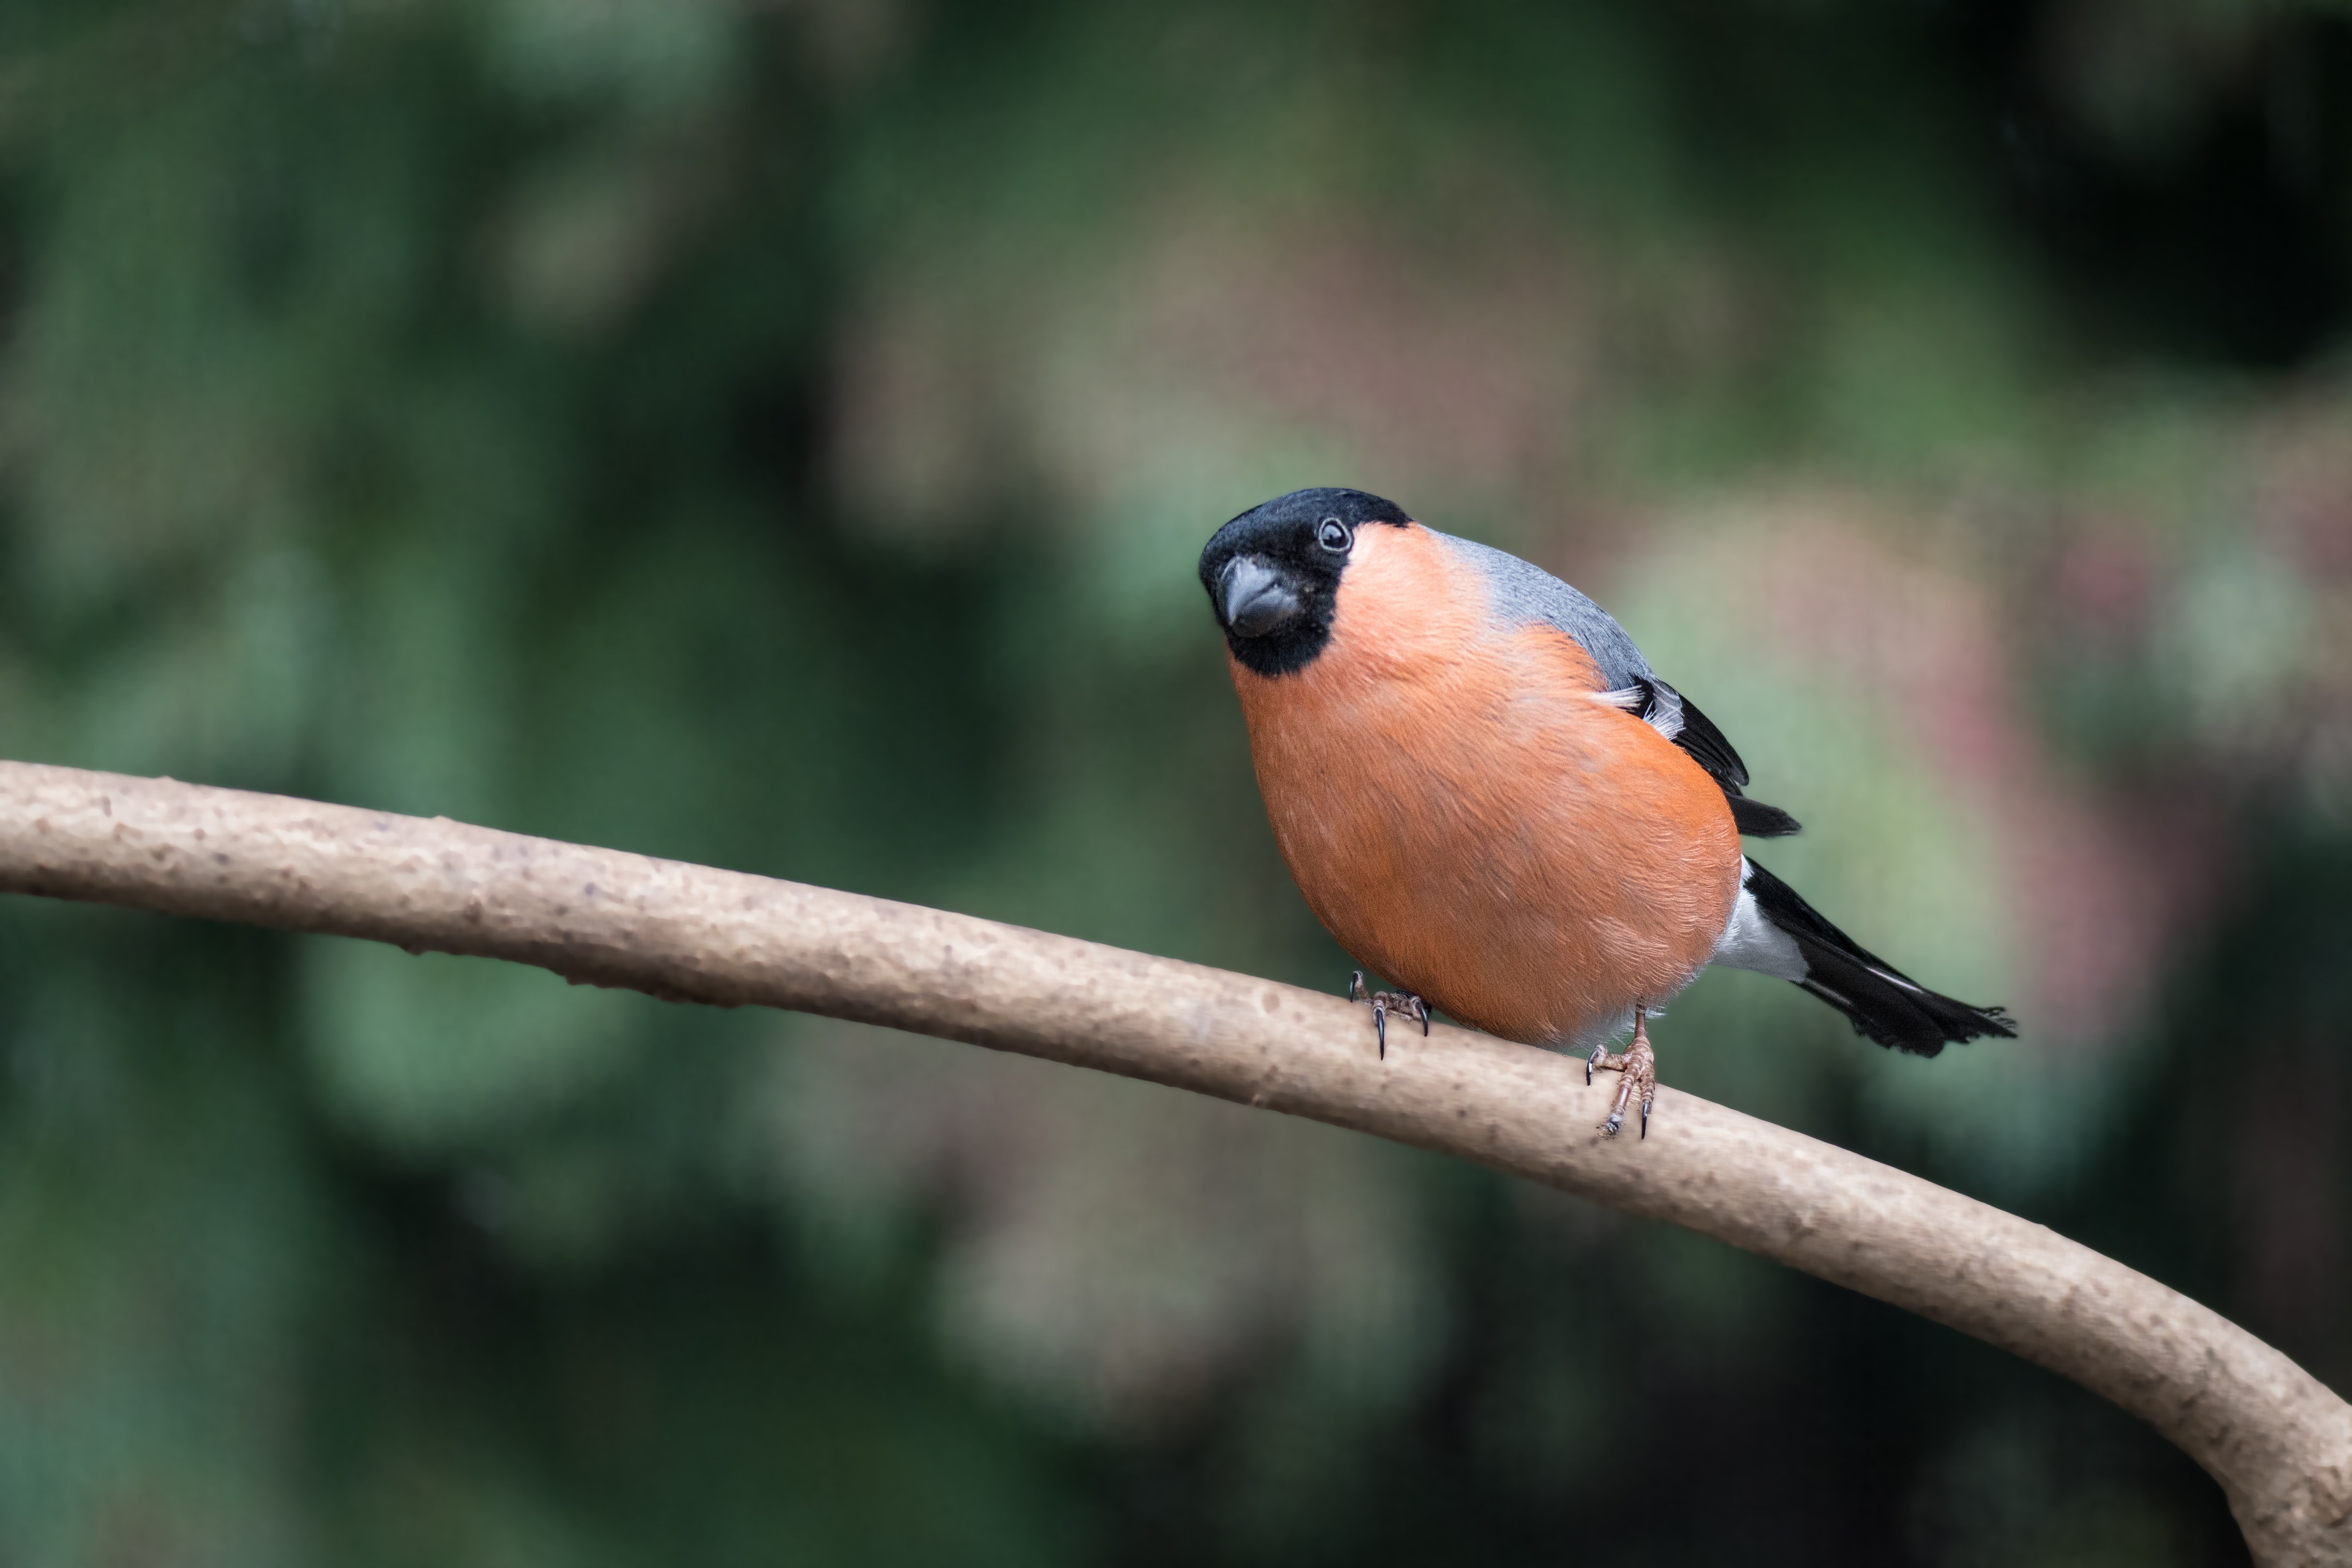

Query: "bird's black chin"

xmin=1219 ymin=556 xmax=1304 ymax=638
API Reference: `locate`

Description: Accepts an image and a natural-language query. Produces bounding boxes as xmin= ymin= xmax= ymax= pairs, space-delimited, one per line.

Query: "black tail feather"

xmin=1743 ymin=859 xmax=2016 ymax=1057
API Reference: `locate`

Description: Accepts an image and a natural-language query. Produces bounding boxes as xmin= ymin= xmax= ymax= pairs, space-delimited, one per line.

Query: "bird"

xmin=1198 ymin=486 xmax=2014 ymax=1137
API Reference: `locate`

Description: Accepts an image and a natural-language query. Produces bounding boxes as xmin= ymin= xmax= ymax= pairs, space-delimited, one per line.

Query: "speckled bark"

xmin=0 ymin=760 xmax=2344 ymax=1563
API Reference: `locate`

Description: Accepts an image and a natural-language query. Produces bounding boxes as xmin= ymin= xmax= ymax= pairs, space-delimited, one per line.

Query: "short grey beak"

xmin=1220 ymin=556 xmax=1302 ymax=637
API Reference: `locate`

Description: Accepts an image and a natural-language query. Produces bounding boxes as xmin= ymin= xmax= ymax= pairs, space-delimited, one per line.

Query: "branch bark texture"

xmin=0 ymin=760 xmax=2344 ymax=1563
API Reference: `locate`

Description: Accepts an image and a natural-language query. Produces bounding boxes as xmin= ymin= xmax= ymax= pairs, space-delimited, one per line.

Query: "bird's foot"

xmin=1585 ymin=1007 xmax=1658 ymax=1138
xmin=1347 ymin=971 xmax=1428 ymax=1060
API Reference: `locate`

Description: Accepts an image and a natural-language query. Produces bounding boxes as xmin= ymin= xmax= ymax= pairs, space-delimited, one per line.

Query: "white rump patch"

xmin=1711 ymin=860 xmax=1807 ymax=982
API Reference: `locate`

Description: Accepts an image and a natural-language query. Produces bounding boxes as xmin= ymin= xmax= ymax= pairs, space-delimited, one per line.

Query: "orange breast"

xmin=1229 ymin=523 xmax=1741 ymax=1047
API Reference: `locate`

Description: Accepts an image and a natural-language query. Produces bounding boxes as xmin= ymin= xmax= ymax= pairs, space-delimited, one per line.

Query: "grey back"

xmin=1429 ymin=529 xmax=1653 ymax=690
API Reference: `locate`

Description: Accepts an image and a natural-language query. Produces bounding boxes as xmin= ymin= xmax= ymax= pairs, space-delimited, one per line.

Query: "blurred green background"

xmin=1 ymin=0 xmax=2349 ymax=1563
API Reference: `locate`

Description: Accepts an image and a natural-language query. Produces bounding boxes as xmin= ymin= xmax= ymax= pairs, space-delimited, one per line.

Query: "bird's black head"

xmin=1198 ymin=487 xmax=1412 ymax=676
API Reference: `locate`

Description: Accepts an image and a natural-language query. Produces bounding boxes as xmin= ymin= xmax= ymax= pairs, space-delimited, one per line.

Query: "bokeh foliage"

xmin=1 ymin=1 xmax=2350 ymax=1563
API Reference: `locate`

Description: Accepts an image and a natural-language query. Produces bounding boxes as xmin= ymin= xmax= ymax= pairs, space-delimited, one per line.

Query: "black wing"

xmin=1629 ymin=678 xmax=1801 ymax=838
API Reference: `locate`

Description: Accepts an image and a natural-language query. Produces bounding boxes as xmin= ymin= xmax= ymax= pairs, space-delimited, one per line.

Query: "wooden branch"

xmin=0 ymin=760 xmax=2344 ymax=1563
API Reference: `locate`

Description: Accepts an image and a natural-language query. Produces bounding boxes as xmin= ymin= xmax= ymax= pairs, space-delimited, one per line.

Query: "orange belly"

xmin=1229 ymin=524 xmax=1740 ymax=1047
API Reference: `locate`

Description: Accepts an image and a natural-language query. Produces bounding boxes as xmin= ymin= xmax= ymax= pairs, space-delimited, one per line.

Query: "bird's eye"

xmin=1317 ymin=518 xmax=1351 ymax=552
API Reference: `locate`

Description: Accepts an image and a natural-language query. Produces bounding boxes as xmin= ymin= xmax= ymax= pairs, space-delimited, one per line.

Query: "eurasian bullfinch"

xmin=1199 ymin=487 xmax=2014 ymax=1137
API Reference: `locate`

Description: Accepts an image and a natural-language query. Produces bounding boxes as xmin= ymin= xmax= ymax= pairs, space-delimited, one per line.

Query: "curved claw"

xmin=1349 ymin=979 xmax=1428 ymax=1062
